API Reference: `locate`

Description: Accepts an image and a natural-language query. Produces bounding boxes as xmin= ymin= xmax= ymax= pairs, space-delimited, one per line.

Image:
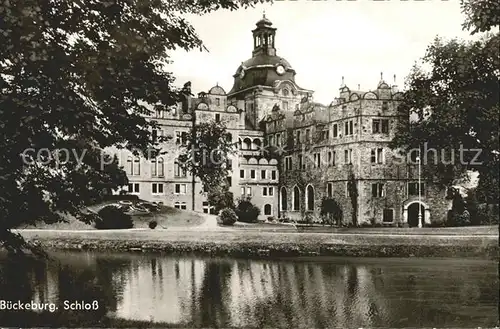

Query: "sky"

xmin=168 ymin=0 xmax=474 ymax=104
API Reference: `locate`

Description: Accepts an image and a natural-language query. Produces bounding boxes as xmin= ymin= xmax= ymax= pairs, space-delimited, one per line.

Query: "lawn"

xmin=17 ymin=200 xmax=206 ymax=230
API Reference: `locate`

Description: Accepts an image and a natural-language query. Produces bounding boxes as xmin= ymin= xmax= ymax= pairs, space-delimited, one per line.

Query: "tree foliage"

xmin=179 ymin=120 xmax=235 ymax=196
xmin=391 ymin=1 xmax=499 ymax=202
xmin=461 ymin=0 xmax=500 ymax=35
xmin=0 ymin=0 xmax=267 ymax=254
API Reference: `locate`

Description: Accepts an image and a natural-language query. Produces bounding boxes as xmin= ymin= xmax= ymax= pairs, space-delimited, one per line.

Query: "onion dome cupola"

xmin=228 ymin=14 xmax=296 ymax=95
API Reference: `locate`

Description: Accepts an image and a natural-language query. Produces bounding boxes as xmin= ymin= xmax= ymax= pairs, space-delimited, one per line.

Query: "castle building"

xmin=109 ymin=15 xmax=448 ymax=226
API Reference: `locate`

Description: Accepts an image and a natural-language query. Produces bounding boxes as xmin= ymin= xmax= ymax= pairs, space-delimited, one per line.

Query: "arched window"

xmin=126 ymin=156 xmax=133 ymax=175
xmin=293 ymin=186 xmax=300 ymax=211
xmin=264 ymin=204 xmax=272 ymax=216
xmin=242 ymin=138 xmax=251 ymax=150
xmin=151 ymin=158 xmax=157 ymax=177
xmin=157 ymin=158 xmax=164 ymax=177
xmin=280 ymin=187 xmax=288 ymax=211
xmin=133 ymin=157 xmax=140 ymax=175
xmin=306 ymin=184 xmax=315 ymax=211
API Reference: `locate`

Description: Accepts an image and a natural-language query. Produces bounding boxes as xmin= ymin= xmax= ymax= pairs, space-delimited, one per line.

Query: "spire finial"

xmin=380 ymin=72 xmax=383 ymax=81
xmin=216 ymin=81 xmax=218 ymax=86
xmin=263 ymin=10 xmax=266 ymax=18
xmin=393 ymin=74 xmax=396 ymax=84
xmin=341 ymin=76 xmax=344 ymax=85
xmin=358 ymin=84 xmax=360 ymax=90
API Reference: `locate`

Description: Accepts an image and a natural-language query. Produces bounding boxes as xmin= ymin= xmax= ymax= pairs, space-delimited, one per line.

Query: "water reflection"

xmin=0 ymin=253 xmax=497 ymax=328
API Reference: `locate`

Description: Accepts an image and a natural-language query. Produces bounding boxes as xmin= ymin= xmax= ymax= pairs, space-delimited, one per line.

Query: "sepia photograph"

xmin=0 ymin=0 xmax=498 ymax=328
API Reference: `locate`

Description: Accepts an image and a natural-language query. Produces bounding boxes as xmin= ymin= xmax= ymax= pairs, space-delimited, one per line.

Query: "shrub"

xmin=148 ymin=220 xmax=158 ymax=229
xmin=320 ymin=198 xmax=343 ymax=226
xmin=235 ymin=197 xmax=260 ymax=223
xmin=267 ymin=216 xmax=275 ymax=222
xmin=95 ymin=206 xmax=134 ymax=229
xmin=219 ymin=208 xmax=237 ymax=226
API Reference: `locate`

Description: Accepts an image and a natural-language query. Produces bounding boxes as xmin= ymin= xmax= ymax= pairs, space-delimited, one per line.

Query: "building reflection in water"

xmin=0 ymin=252 xmax=497 ymax=328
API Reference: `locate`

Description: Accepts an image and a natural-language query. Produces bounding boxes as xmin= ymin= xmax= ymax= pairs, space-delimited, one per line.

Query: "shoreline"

xmin=18 ymin=228 xmax=499 ymax=259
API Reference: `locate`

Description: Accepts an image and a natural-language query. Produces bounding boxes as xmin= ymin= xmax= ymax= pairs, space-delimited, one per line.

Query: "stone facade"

xmin=108 ymin=15 xmax=448 ymax=225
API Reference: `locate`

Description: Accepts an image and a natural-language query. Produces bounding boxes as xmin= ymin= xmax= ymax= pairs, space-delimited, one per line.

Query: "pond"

xmin=0 ymin=252 xmax=498 ymax=328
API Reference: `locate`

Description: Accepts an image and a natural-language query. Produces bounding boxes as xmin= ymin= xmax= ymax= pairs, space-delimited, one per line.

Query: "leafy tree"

xmin=0 ymin=0 xmax=266 ymax=254
xmin=218 ymin=207 xmax=237 ymax=226
xmin=391 ymin=0 xmax=499 ymax=202
xmin=178 ymin=120 xmax=236 ymax=208
xmin=207 ymin=184 xmax=234 ymax=214
xmin=320 ymin=198 xmax=343 ymax=226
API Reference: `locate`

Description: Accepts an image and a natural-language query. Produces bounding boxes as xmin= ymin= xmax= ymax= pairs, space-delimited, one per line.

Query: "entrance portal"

xmin=408 ymin=202 xmax=426 ymax=227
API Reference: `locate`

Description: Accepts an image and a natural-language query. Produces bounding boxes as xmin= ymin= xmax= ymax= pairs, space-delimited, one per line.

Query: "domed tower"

xmin=228 ymin=14 xmax=297 ymax=96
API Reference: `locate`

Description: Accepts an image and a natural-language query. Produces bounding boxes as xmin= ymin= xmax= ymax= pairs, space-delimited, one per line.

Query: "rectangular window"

xmin=382 ymin=101 xmax=388 ymax=111
xmin=381 ymin=119 xmax=389 ymax=134
xmin=371 ymin=148 xmax=384 ymax=164
xmin=215 ymin=113 xmax=220 ymax=122
xmin=333 ymin=124 xmax=338 ymax=137
xmin=215 ymin=98 xmax=220 ymax=106
xmin=175 ymin=131 xmax=188 ymax=145
xmin=332 ymin=151 xmax=336 ymax=166
xmin=408 ymin=182 xmax=425 ymax=196
xmin=371 ymin=183 xmax=385 ymax=197
xmin=269 ymin=187 xmax=274 ymax=196
xmin=203 ymin=201 xmax=209 ymax=213
xmin=314 ymin=153 xmax=321 ymax=168
xmin=327 ymin=183 xmax=333 ymax=198
xmin=227 ymin=159 xmax=232 ymax=171
xmin=349 ymin=120 xmax=353 ymax=135
xmin=246 ymin=187 xmax=252 ymax=196
xmin=276 ymin=133 xmax=281 ymax=147
xmin=240 ymin=169 xmax=245 ymax=178
xmin=344 ymin=150 xmax=349 ymax=164
xmin=174 ymin=161 xmax=186 ymax=177
xmin=282 ymin=101 xmax=288 ymax=111
xmin=175 ymin=184 xmax=186 ymax=195
xmin=296 ymin=131 xmax=301 ymax=144
xmin=372 ymin=119 xmax=381 ymax=134
xmin=263 ymin=187 xmax=267 ymax=196
xmin=383 ymin=208 xmax=394 ymax=222
xmin=126 ymin=157 xmax=133 ymax=175
xmin=305 ymin=129 xmax=310 ymax=142
xmin=180 ymin=202 xmax=187 ymax=210
xmin=241 ymin=187 xmax=245 ymax=195
xmin=271 ymin=170 xmax=277 ymax=180
xmin=372 ymin=119 xmax=389 ymax=134
xmin=345 ymin=182 xmax=350 ymax=197
xmin=152 ymin=183 xmax=164 ymax=194
xmin=250 ymin=170 xmax=256 ymax=179
xmin=285 ymin=156 xmax=292 ymax=171
xmin=298 ymin=154 xmax=303 ymax=170
xmin=226 ymin=176 xmax=232 ymax=187
xmin=261 ymin=170 xmax=266 ymax=179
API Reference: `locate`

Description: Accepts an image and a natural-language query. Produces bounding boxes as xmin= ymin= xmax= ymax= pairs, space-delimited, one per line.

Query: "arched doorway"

xmin=408 ymin=202 xmax=426 ymax=227
xmin=264 ymin=204 xmax=272 ymax=216
xmin=280 ymin=187 xmax=287 ymax=211
xmin=306 ymin=184 xmax=315 ymax=211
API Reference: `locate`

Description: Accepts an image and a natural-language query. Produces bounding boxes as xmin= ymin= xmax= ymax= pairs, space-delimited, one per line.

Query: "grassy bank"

xmin=18 ymin=228 xmax=499 ymax=259
xmin=17 ymin=203 xmax=205 ymax=230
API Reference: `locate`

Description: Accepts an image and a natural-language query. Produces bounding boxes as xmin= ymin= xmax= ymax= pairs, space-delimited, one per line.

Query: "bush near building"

xmin=95 ymin=206 xmax=134 ymax=230
xmin=235 ymin=197 xmax=260 ymax=223
xmin=218 ymin=208 xmax=238 ymax=226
